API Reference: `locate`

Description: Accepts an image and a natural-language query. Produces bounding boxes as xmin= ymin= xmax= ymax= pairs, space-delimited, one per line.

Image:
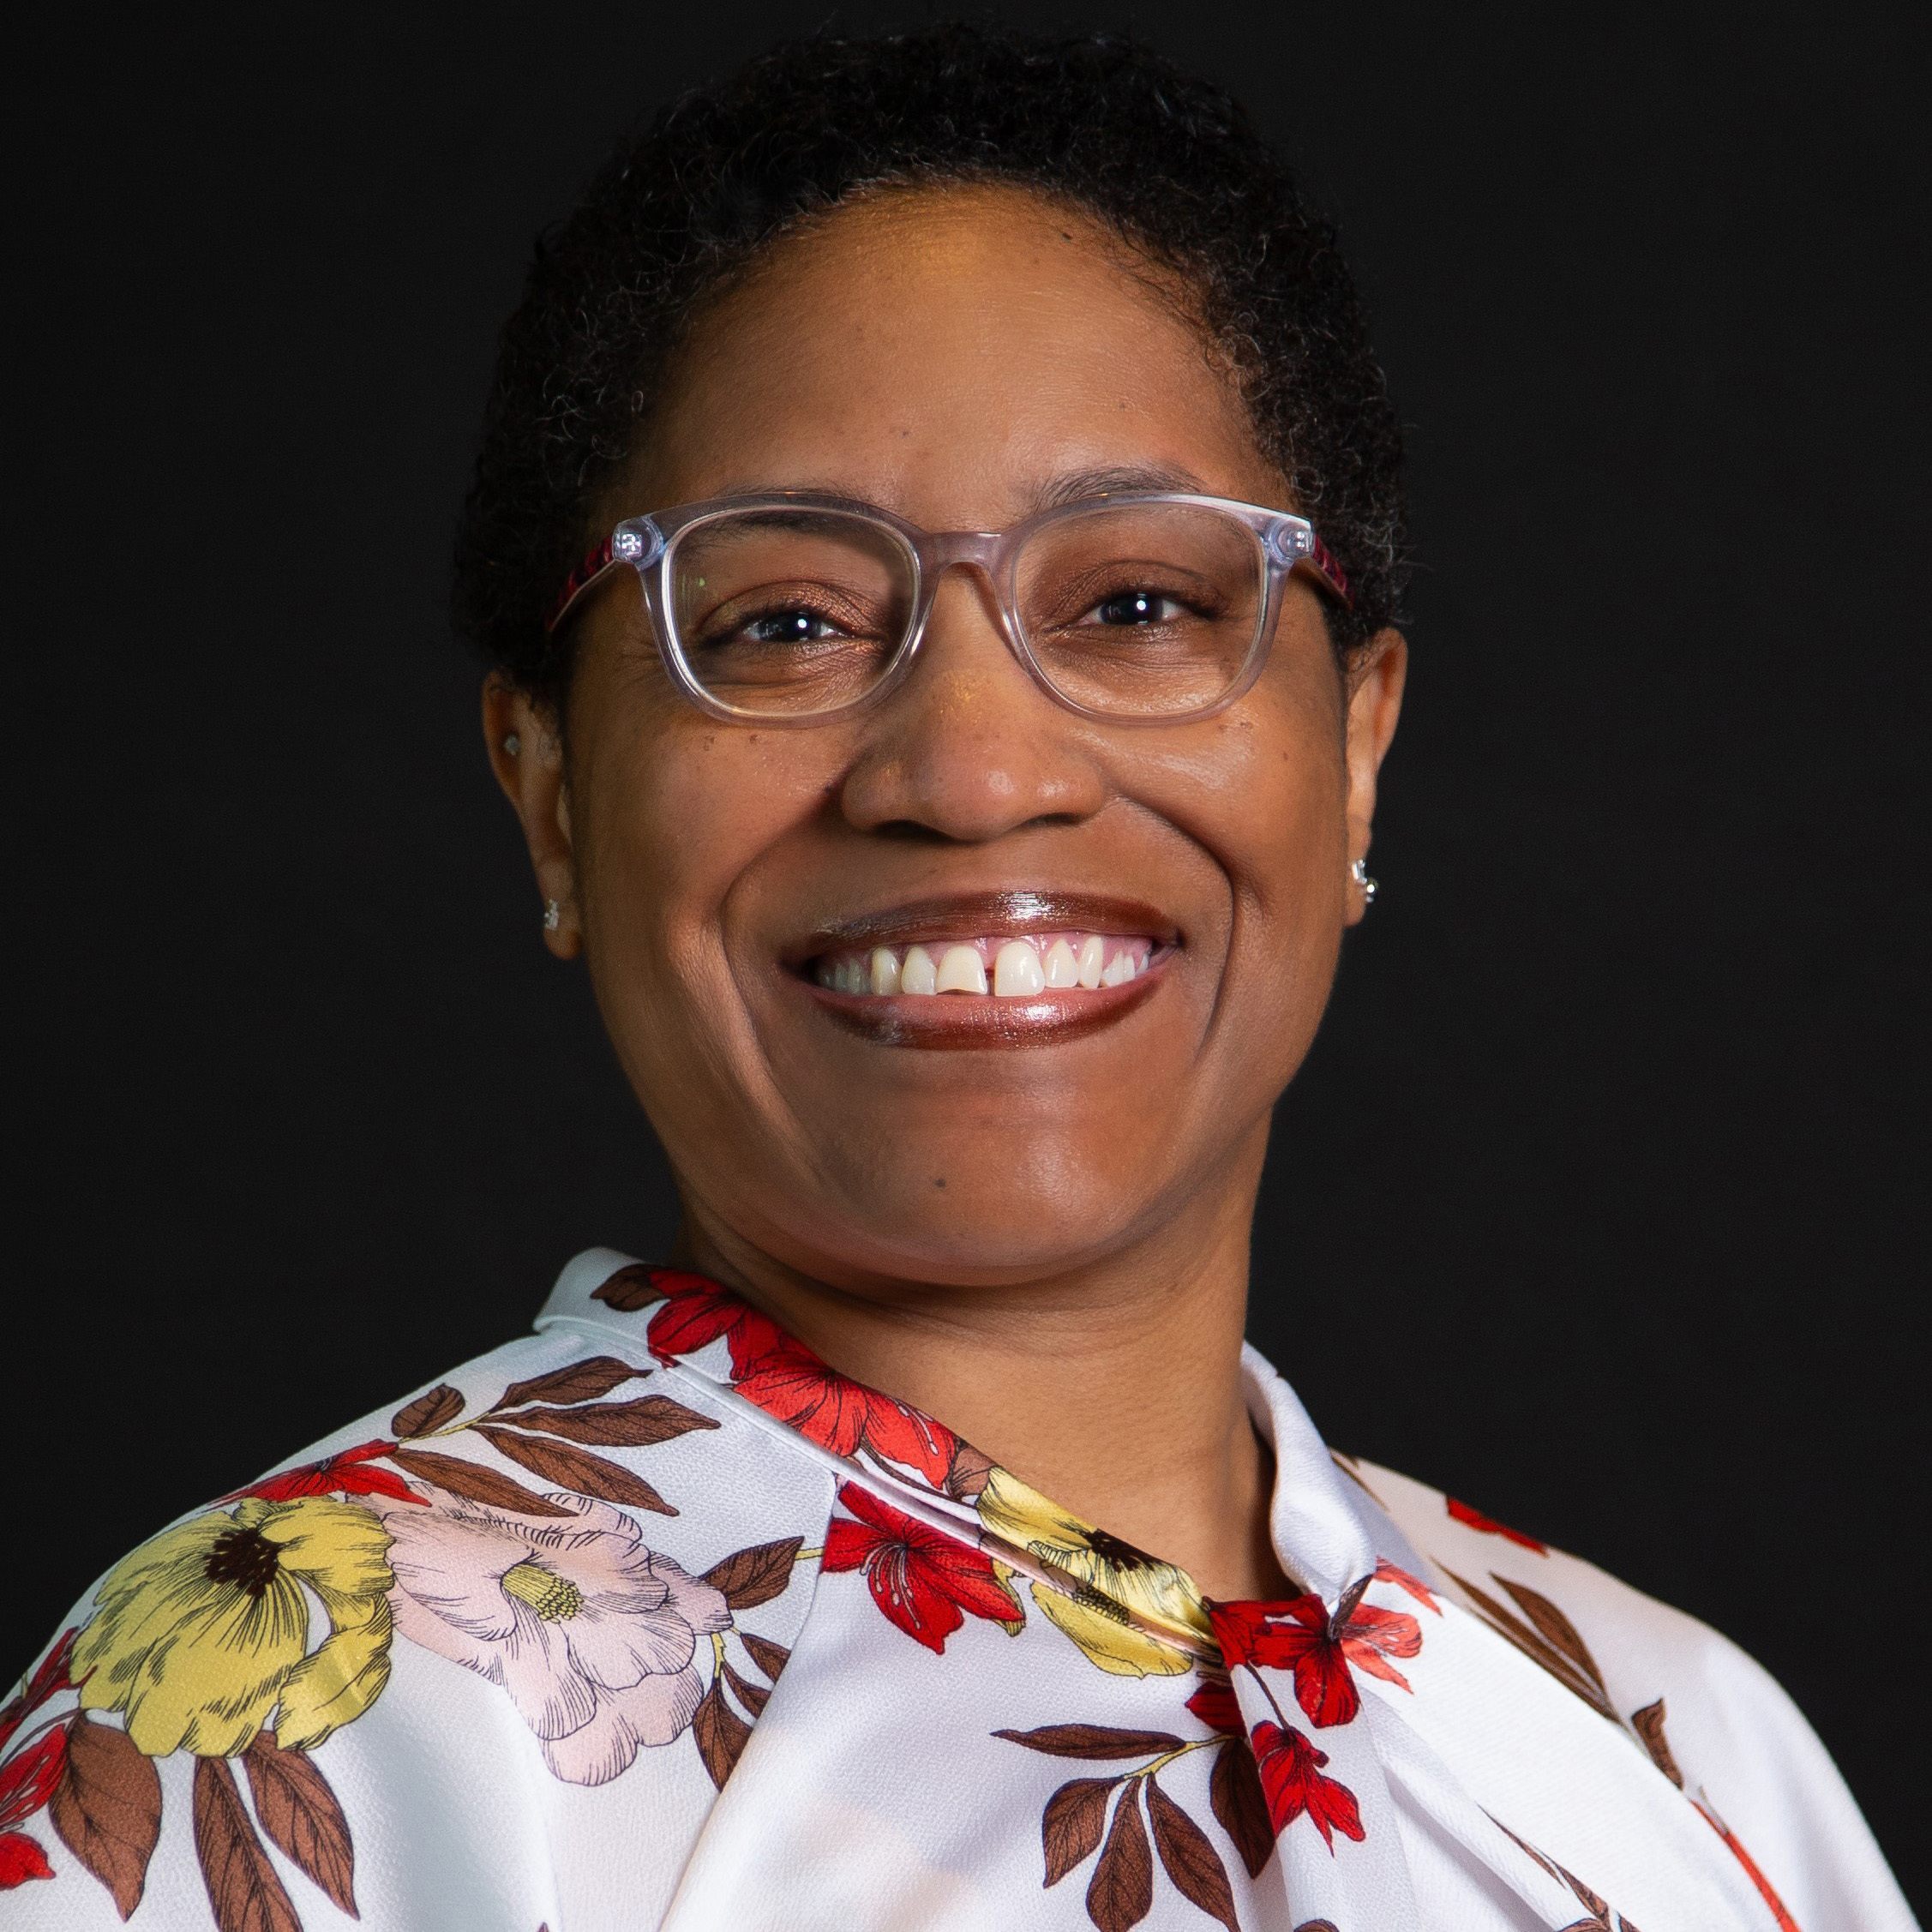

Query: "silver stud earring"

xmin=1351 ymin=856 xmax=1378 ymax=905
xmin=543 ymin=899 xmax=561 ymax=932
xmin=503 ymin=732 xmax=521 ymax=757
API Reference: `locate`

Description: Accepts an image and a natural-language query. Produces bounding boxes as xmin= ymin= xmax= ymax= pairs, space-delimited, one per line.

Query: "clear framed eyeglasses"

xmin=544 ymin=490 xmax=1353 ymax=725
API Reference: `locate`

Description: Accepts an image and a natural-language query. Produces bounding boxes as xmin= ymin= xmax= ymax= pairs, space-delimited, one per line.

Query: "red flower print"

xmin=226 ymin=1438 xmax=425 ymax=1508
xmin=1209 ymin=1592 xmax=1423 ymax=1727
xmin=0 ymin=1835 xmax=52 ymax=1888
xmin=644 ymin=1277 xmax=787 ymax=1377
xmin=1185 ymin=1674 xmax=1245 ymax=1737
xmin=823 ymin=1482 xmax=1019 ymax=1653
xmin=0 ymin=1726 xmax=68 ymax=1888
xmin=0 ymin=1631 xmax=75 ymax=1754
xmin=1373 ymin=1558 xmax=1443 ymax=1615
xmin=1446 ymin=1497 xmax=1547 ymax=1553
xmin=735 ymin=1341 xmax=958 ymax=1486
xmin=1249 ymin=1720 xmax=1364 ymax=1851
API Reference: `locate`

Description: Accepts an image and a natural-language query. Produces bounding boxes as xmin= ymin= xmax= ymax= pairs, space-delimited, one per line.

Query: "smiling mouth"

xmin=789 ymin=891 xmax=1174 ymax=1048
xmin=813 ymin=930 xmax=1155 ymax=997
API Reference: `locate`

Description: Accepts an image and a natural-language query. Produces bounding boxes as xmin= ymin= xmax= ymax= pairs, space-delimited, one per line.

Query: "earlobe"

xmin=481 ymin=675 xmax=582 ymax=957
xmin=1341 ymin=628 xmax=1407 ymax=923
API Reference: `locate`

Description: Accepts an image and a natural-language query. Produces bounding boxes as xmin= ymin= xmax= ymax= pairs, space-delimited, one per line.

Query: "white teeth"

xmin=900 ymin=944 xmax=938 ymax=995
xmin=993 ymin=939 xmax=1047 ymax=997
xmin=817 ymin=930 xmax=1157 ymax=999
xmin=934 ymin=944 xmax=988 ymax=995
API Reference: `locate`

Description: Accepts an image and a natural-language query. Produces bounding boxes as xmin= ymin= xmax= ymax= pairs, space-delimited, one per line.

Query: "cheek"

xmin=1173 ymin=681 xmax=1351 ymax=1054
xmin=575 ymin=704 xmax=826 ymax=1000
xmin=1166 ymin=673 xmax=1347 ymax=899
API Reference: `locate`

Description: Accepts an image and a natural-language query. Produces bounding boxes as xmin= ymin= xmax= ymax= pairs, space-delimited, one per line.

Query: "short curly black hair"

xmin=453 ymin=23 xmax=1406 ymax=706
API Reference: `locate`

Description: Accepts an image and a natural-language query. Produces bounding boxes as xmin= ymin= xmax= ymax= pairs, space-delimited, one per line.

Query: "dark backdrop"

xmin=9 ymin=0 xmax=1926 ymax=1907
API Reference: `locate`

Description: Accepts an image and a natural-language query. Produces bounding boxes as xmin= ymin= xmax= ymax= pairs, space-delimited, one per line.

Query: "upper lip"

xmin=786 ymin=889 xmax=1180 ymax=965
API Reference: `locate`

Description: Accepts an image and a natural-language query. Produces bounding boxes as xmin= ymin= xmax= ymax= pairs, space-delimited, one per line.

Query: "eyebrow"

xmin=693 ymin=461 xmax=1214 ymax=519
xmin=1030 ymin=462 xmax=1209 ymax=509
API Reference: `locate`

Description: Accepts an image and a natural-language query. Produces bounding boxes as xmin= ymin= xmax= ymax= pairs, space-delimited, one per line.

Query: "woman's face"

xmin=493 ymin=184 xmax=1404 ymax=1292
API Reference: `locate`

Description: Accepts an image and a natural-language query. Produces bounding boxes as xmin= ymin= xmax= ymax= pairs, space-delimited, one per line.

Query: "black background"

xmin=9 ymin=0 xmax=1927 ymax=1909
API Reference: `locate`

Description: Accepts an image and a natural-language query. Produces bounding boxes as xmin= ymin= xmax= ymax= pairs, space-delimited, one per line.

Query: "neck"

xmin=670 ymin=1125 xmax=1296 ymax=1604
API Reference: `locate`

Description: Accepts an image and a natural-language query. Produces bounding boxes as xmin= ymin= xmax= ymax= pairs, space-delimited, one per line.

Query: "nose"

xmin=835 ymin=566 xmax=1112 ymax=842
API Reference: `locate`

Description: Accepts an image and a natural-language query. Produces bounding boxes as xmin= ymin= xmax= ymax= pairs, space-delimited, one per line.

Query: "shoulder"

xmin=1343 ymin=1452 xmax=1914 ymax=1932
xmin=1344 ymin=1450 xmax=1779 ymax=1733
xmin=1 ymin=1296 xmax=835 ymax=1929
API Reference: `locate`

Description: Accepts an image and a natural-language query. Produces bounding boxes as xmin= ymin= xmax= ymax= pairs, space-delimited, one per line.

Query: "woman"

xmin=1 ymin=26 xmax=1911 ymax=1932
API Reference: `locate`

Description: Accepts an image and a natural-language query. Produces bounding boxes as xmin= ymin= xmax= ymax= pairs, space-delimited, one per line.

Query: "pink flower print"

xmin=376 ymin=1491 xmax=730 ymax=1785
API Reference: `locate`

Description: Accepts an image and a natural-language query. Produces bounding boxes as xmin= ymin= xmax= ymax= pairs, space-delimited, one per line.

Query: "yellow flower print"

xmin=74 ymin=1496 xmax=393 ymax=1758
xmin=975 ymin=1467 xmax=1214 ymax=1677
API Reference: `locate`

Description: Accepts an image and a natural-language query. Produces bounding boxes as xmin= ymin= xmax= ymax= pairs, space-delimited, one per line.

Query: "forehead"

xmin=627 ymin=183 xmax=1281 ymax=525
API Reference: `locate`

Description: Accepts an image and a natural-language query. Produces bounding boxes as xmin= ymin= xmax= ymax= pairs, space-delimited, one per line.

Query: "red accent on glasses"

xmin=549 ymin=537 xmax=622 ymax=634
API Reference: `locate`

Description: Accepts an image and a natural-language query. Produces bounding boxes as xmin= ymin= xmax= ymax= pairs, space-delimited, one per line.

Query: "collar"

xmin=537 ymin=1248 xmax=1406 ymax=1636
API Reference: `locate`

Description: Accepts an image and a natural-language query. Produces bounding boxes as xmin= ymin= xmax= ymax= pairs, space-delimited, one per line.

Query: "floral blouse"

xmin=1 ymin=1250 xmax=1912 ymax=1932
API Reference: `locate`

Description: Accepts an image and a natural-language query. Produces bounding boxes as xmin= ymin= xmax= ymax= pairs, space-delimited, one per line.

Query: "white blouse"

xmin=0 ymin=1249 xmax=1912 ymax=1931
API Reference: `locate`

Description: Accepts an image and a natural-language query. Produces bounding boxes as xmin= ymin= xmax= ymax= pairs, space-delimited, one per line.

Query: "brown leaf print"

xmin=1145 ymin=1777 xmax=1239 ymax=1932
xmin=1087 ymin=1779 xmax=1155 ymax=1931
xmin=1491 ymin=1576 xmax=1609 ymax=1697
xmin=48 ymin=1713 xmax=163 ymax=1920
xmin=1042 ymin=1777 xmax=1115 ymax=1886
xmin=495 ymin=1395 xmax=718 ymax=1448
xmin=702 ymin=1539 xmax=806 ymax=1611
xmin=691 ymin=1677 xmax=753 ymax=1789
xmin=591 ymin=1264 xmax=668 ymax=1312
xmin=1209 ymin=1739 xmax=1274 ymax=1881
xmin=1630 ymin=1698 xmax=1683 ymax=1788
xmin=1490 ymin=1814 xmax=1634 ymax=1931
xmin=1329 ymin=1450 xmax=1389 ymax=1508
xmin=1489 ymin=1812 xmax=1568 ymax=1887
xmin=473 ymin=1424 xmax=675 ymax=1515
xmin=995 ymin=1725 xmax=1185 ymax=1760
xmin=496 ymin=1355 xmax=649 ymax=1412
xmin=385 ymin=1444 xmax=573 ymax=1516
xmin=721 ymin=1662 xmax=770 ymax=1718
xmin=391 ymin=1383 xmax=464 ymax=1439
xmin=192 ymin=1755 xmax=299 ymax=1932
xmin=945 ymin=1441 xmax=996 ymax=1503
xmin=242 ymin=1729 xmax=356 ymax=1917
xmin=1441 ymin=1567 xmax=1617 ymax=1725
xmin=1564 ymin=1867 xmax=1612 ymax=1917
xmin=741 ymin=1634 xmax=790 ymax=1680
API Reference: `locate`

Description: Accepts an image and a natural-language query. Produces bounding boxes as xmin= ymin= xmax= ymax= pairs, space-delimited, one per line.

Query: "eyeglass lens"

xmin=666 ymin=502 xmax=1266 ymax=718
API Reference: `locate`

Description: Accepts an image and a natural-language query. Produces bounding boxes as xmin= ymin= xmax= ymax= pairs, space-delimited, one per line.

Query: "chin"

xmin=783 ymin=1158 xmax=1164 ymax=1291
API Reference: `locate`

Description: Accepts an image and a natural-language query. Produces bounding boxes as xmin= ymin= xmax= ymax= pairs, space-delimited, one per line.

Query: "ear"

xmin=1341 ymin=628 xmax=1407 ymax=926
xmin=482 ymin=674 xmax=582 ymax=958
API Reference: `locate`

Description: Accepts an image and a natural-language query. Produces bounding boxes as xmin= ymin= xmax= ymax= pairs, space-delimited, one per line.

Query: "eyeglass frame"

xmin=543 ymin=489 xmax=1354 ymax=727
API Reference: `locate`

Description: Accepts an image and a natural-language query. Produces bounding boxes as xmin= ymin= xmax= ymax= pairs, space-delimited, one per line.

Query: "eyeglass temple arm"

xmin=544 ymin=534 xmax=627 ymax=635
xmin=1300 ymin=531 xmax=1352 ymax=608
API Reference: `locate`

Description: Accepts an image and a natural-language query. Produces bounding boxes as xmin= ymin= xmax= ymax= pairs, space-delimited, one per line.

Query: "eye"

xmin=1088 ymin=590 xmax=1188 ymax=626
xmin=741 ymin=608 xmax=843 ymax=645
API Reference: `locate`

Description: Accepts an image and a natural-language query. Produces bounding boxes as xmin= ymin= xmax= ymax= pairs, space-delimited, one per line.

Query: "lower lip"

xmin=795 ymin=954 xmax=1169 ymax=1049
